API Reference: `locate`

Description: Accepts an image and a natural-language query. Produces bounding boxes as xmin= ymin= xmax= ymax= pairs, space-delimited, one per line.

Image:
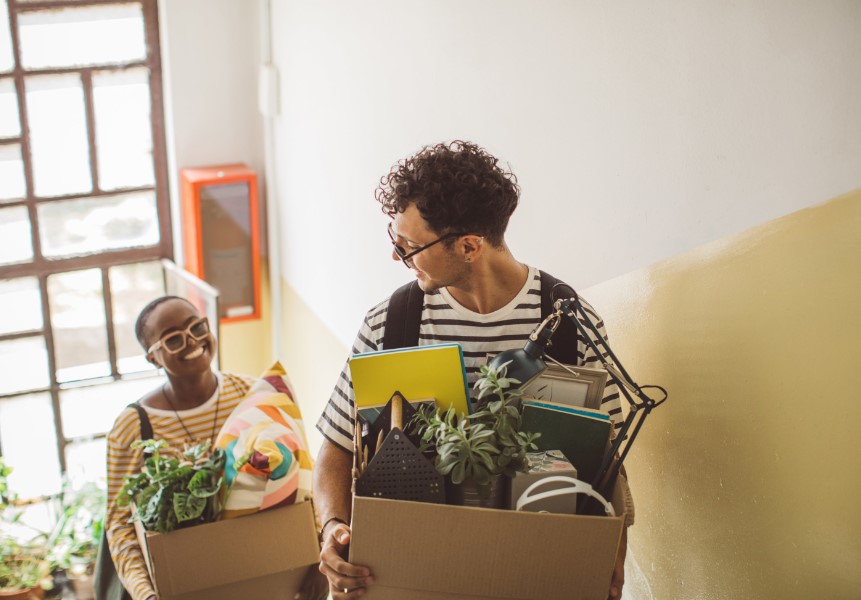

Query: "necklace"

xmin=162 ymin=380 xmax=220 ymax=447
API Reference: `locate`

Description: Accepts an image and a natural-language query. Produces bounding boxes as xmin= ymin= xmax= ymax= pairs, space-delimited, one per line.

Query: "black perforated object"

xmin=355 ymin=428 xmax=445 ymax=504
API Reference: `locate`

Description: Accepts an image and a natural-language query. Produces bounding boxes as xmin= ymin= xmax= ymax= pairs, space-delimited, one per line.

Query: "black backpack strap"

xmin=383 ymin=280 xmax=424 ymax=349
xmin=94 ymin=402 xmax=152 ymax=600
xmin=129 ymin=402 xmax=153 ymax=441
xmin=539 ymin=270 xmax=580 ymax=365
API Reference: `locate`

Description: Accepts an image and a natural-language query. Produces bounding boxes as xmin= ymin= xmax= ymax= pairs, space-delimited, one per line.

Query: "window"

xmin=0 ymin=0 xmax=171 ymax=499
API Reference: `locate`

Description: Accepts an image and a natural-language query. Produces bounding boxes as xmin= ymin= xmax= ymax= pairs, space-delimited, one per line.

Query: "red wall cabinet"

xmin=180 ymin=164 xmax=261 ymax=322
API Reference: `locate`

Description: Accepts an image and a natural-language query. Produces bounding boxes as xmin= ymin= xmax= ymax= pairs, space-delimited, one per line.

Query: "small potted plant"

xmin=0 ymin=459 xmax=52 ymax=600
xmin=47 ymin=482 xmax=106 ymax=600
xmin=409 ymin=361 xmax=540 ymax=508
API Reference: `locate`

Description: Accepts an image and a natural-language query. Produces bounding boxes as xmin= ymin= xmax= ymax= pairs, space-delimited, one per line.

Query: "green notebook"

xmin=520 ymin=399 xmax=612 ymax=486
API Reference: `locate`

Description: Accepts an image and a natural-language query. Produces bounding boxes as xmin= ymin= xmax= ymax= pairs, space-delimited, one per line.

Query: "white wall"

xmin=270 ymin=0 xmax=861 ymax=347
xmin=159 ymin=0 xmax=265 ymax=266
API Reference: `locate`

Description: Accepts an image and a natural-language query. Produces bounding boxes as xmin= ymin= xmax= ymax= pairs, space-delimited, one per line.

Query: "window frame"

xmin=0 ymin=0 xmax=172 ymax=475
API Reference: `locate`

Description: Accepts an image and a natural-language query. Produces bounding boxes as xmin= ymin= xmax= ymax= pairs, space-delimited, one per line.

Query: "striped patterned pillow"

xmin=215 ymin=361 xmax=313 ymax=519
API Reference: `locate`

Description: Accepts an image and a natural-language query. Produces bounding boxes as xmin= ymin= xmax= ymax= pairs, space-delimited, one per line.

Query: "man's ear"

xmin=460 ymin=235 xmax=484 ymax=262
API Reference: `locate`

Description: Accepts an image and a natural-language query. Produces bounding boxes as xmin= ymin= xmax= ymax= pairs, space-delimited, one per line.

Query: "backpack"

xmin=94 ymin=403 xmax=152 ymax=600
xmin=383 ymin=270 xmax=580 ymax=364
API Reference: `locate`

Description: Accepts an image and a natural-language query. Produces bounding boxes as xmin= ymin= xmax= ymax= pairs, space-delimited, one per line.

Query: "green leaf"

xmin=188 ymin=470 xmax=223 ymax=498
xmin=173 ymin=492 xmax=206 ymax=522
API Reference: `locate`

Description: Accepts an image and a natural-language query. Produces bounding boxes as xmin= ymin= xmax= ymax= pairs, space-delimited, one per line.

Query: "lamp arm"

xmin=551 ymin=296 xmax=667 ymax=505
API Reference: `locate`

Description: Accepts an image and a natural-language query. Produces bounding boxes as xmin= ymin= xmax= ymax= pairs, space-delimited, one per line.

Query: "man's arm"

xmin=608 ymin=526 xmax=626 ymax=600
xmin=314 ymin=439 xmax=374 ymax=599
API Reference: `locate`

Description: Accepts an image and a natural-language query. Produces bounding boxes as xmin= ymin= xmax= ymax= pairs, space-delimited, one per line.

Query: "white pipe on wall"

xmin=259 ymin=0 xmax=283 ymax=361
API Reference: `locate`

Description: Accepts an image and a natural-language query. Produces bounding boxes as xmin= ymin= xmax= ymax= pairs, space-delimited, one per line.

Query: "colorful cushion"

xmin=215 ymin=361 xmax=313 ymax=518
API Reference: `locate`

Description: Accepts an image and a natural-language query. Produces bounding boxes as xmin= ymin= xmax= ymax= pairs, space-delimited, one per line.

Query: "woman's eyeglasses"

xmin=386 ymin=222 xmax=467 ymax=268
xmin=147 ymin=317 xmax=210 ymax=354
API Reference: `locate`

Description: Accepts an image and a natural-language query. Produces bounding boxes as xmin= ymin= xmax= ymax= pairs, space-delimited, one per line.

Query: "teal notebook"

xmin=520 ymin=399 xmax=612 ymax=485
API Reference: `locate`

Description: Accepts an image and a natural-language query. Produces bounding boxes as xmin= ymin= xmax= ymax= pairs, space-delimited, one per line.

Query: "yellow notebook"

xmin=349 ymin=343 xmax=471 ymax=416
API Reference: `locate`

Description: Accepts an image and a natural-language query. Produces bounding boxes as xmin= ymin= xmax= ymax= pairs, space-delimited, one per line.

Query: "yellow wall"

xmin=218 ymin=257 xmax=346 ymax=455
xmin=218 ymin=260 xmax=273 ymax=378
xmin=274 ymin=279 xmax=348 ymax=456
xmin=584 ymin=190 xmax=861 ymax=598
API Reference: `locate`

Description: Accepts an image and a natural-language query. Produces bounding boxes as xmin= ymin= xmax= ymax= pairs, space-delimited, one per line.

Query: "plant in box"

xmin=409 ymin=361 xmax=540 ymax=506
xmin=117 ymin=439 xmax=225 ymax=533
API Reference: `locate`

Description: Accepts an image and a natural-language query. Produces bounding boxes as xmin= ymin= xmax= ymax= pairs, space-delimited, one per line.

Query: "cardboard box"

xmin=350 ymin=476 xmax=626 ymax=600
xmin=134 ymin=501 xmax=319 ymax=600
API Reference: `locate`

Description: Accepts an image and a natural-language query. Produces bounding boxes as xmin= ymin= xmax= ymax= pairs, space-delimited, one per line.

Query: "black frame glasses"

xmin=387 ymin=222 xmax=468 ymax=267
xmin=147 ymin=317 xmax=211 ymax=354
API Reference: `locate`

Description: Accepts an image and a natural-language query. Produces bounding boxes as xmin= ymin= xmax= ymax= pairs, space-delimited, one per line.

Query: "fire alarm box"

xmin=180 ymin=163 xmax=261 ymax=322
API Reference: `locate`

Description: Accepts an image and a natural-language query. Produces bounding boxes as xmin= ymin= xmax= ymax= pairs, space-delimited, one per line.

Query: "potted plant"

xmin=0 ymin=459 xmax=52 ymax=600
xmin=46 ymin=482 xmax=106 ymax=600
xmin=409 ymin=361 xmax=540 ymax=507
xmin=117 ymin=439 xmax=225 ymax=533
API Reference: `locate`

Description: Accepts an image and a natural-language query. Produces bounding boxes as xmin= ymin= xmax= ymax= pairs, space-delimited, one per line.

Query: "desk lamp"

xmin=488 ymin=285 xmax=668 ymax=509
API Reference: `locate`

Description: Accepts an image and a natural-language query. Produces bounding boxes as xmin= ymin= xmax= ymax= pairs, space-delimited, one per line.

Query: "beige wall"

xmin=218 ymin=261 xmax=273 ymax=379
xmin=583 ymin=190 xmax=861 ymax=598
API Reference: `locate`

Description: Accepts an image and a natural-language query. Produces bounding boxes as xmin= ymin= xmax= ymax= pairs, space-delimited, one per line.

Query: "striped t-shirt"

xmin=317 ymin=266 xmax=622 ymax=451
xmin=105 ymin=371 xmax=255 ymax=600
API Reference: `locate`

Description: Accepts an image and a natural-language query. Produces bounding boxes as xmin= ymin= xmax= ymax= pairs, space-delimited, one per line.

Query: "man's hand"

xmin=607 ymin=526 xmax=627 ymax=600
xmin=318 ymin=522 xmax=374 ymax=599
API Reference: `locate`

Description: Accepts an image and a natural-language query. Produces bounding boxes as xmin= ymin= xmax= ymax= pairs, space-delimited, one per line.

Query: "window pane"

xmin=0 ymin=277 xmax=42 ymax=335
xmin=18 ymin=4 xmax=146 ymax=70
xmin=0 ymin=77 xmax=19 ymax=138
xmin=0 ymin=205 xmax=33 ymax=265
xmin=37 ymin=191 xmax=159 ymax=258
xmin=0 ymin=336 xmax=49 ymax=394
xmin=94 ymin=68 xmax=154 ymax=190
xmin=26 ymin=74 xmax=91 ymax=197
xmin=48 ymin=269 xmax=110 ymax=383
xmin=0 ymin=393 xmax=63 ymax=499
xmin=65 ymin=438 xmax=106 ymax=487
xmin=0 ymin=1 xmax=13 ymax=74
xmin=0 ymin=143 xmax=25 ymax=202
xmin=108 ymin=261 xmax=164 ymax=374
xmin=61 ymin=377 xmax=161 ymax=438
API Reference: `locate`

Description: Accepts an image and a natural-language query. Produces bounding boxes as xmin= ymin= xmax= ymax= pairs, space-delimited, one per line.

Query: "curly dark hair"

xmin=375 ymin=140 xmax=520 ymax=247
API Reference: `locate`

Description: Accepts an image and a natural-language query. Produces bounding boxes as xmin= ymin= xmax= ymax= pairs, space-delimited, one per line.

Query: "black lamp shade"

xmin=487 ymin=339 xmax=548 ymax=389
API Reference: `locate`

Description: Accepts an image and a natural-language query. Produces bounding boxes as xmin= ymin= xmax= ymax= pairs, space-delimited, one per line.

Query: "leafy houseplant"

xmin=409 ymin=361 xmax=540 ymax=501
xmin=0 ymin=458 xmax=52 ymax=598
xmin=45 ymin=481 xmax=106 ymax=600
xmin=117 ymin=439 xmax=225 ymax=534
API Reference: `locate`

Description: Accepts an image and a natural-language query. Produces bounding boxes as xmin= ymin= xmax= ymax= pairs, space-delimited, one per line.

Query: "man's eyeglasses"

xmin=147 ymin=317 xmax=211 ymax=354
xmin=386 ymin=222 xmax=467 ymax=267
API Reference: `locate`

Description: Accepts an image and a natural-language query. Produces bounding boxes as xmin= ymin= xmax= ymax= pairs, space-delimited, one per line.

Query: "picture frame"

xmin=520 ymin=362 xmax=609 ymax=410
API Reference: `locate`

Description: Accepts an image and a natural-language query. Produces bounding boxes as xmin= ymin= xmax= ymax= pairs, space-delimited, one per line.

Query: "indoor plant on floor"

xmin=47 ymin=482 xmax=105 ymax=600
xmin=409 ymin=361 xmax=540 ymax=507
xmin=0 ymin=459 xmax=52 ymax=600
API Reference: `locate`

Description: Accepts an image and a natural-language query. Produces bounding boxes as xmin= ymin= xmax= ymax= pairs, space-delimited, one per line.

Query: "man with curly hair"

xmin=314 ymin=141 xmax=627 ymax=600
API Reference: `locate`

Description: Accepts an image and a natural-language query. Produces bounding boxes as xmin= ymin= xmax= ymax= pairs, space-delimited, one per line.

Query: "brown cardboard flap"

xmin=140 ymin=501 xmax=319 ymax=597
xmin=350 ymin=479 xmax=625 ymax=600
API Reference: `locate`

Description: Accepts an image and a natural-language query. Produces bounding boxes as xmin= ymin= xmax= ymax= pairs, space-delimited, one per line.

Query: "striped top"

xmin=317 ymin=266 xmax=622 ymax=451
xmin=105 ymin=372 xmax=255 ymax=600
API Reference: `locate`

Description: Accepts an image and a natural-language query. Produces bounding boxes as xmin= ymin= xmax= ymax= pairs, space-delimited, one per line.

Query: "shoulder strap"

xmin=383 ymin=280 xmax=424 ymax=350
xmin=539 ymin=270 xmax=581 ymax=365
xmin=95 ymin=403 xmax=150 ymax=600
xmin=129 ymin=402 xmax=153 ymax=441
